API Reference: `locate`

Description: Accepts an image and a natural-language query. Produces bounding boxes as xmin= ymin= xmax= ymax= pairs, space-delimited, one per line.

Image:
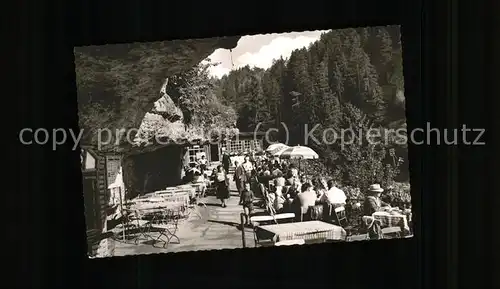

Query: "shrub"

xmin=384 ymin=182 xmax=411 ymax=204
xmin=335 ymin=103 xmax=403 ymax=190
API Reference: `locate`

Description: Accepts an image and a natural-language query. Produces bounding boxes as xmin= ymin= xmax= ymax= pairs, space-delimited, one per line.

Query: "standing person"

xmin=215 ymin=165 xmax=230 ymax=207
xmin=233 ymin=161 xmax=245 ymax=205
xmin=241 ymin=182 xmax=255 ymax=226
xmin=198 ymin=155 xmax=207 ymax=173
xmin=241 ymin=155 xmax=254 ymax=180
xmin=249 ymin=151 xmax=256 ymax=164
xmin=222 ymin=151 xmax=231 ymax=174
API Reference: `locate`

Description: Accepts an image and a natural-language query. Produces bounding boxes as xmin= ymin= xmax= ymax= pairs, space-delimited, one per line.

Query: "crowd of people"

xmin=211 ymin=152 xmax=352 ymax=226
xmin=183 ymin=151 xmax=408 ymax=238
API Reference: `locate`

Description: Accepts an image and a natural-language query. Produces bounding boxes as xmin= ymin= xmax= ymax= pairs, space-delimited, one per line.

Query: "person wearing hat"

xmin=363 ymin=184 xmax=391 ymax=216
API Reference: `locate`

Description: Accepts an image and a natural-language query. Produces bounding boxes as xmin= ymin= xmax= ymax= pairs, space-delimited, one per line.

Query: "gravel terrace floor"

xmin=112 ymin=174 xmax=257 ymax=256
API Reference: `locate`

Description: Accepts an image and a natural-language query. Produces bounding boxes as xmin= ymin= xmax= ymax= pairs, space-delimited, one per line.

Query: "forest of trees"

xmin=214 ymin=26 xmax=408 ymax=187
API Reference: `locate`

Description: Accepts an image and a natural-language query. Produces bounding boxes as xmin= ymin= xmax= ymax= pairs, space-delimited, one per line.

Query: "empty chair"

xmin=333 ymin=206 xmax=348 ymax=226
xmin=272 ymin=212 xmax=295 ymax=223
xmin=275 ymin=239 xmax=305 ymax=246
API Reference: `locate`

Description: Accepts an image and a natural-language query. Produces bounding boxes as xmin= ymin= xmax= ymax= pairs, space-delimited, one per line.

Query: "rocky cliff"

xmin=75 ymin=36 xmax=240 ymax=152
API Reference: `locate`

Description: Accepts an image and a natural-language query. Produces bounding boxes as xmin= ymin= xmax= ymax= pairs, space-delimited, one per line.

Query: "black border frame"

xmin=11 ymin=0 xmax=496 ymax=288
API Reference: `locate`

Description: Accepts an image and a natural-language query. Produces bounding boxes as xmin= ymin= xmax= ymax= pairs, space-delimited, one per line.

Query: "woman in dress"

xmin=215 ymin=165 xmax=230 ymax=207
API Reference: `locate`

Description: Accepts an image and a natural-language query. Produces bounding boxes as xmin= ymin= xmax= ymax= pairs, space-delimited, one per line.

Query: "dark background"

xmin=10 ymin=0 xmax=497 ymax=288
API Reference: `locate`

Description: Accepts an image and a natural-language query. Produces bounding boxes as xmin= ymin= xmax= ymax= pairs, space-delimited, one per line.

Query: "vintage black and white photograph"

xmin=75 ymin=25 xmax=412 ymax=258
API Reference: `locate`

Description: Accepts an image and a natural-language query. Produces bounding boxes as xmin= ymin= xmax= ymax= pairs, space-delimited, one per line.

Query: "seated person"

xmin=299 ymin=175 xmax=309 ymax=186
xmin=288 ymin=164 xmax=299 ymax=178
xmin=285 ymin=171 xmax=295 ymax=186
xmin=274 ymin=173 xmax=286 ymax=187
xmin=320 ymin=179 xmax=347 ymax=207
xmin=182 ymin=168 xmax=194 ymax=183
xmin=258 ymin=169 xmax=272 ymax=185
xmin=312 ymin=178 xmax=327 ymax=200
xmin=193 ymin=172 xmax=208 ymax=197
xmin=262 ymin=166 xmax=271 ymax=177
xmin=363 ymin=184 xmax=391 ymax=216
xmin=293 ymin=183 xmax=318 ymax=218
xmin=272 ymin=166 xmax=283 ymax=178
xmin=272 ymin=184 xmax=286 ymax=212
xmin=286 ymin=178 xmax=301 ymax=199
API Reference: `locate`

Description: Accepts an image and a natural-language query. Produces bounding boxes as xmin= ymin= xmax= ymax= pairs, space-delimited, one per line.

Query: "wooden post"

xmin=240 ymin=213 xmax=246 ymax=248
xmin=118 ymin=187 xmax=126 ymax=241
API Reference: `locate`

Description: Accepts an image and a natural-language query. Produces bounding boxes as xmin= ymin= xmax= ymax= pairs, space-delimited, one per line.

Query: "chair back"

xmin=334 ymin=206 xmax=348 ymax=226
xmin=260 ymin=183 xmax=268 ymax=198
xmin=265 ymin=193 xmax=276 ymax=215
xmin=309 ymin=204 xmax=324 ymax=221
xmin=273 ymin=213 xmax=295 ymax=223
xmin=156 ymin=191 xmax=190 ymax=208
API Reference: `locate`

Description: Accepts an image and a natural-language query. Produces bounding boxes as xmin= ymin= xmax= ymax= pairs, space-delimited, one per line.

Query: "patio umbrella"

xmin=278 ymin=145 xmax=319 ymax=160
xmin=271 ymin=146 xmax=290 ymax=157
xmin=265 ymin=143 xmax=289 ymax=155
xmin=277 ymin=145 xmax=319 ymax=173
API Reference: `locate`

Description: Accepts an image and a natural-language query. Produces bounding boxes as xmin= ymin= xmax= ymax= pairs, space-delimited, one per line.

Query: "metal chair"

xmin=333 ymin=206 xmax=348 ymax=226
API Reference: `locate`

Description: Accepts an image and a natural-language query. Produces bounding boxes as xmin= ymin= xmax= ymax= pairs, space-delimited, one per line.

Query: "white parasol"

xmin=276 ymin=145 xmax=319 ymax=173
xmin=265 ymin=143 xmax=289 ymax=155
xmin=277 ymin=145 xmax=319 ymax=160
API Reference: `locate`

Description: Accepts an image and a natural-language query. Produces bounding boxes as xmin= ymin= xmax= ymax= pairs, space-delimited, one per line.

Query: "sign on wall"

xmin=105 ymin=155 xmax=122 ymax=187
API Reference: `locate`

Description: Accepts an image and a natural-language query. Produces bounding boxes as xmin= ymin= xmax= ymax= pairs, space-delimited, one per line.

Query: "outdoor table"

xmin=257 ymin=221 xmax=346 ymax=243
xmin=372 ymin=211 xmax=411 ymax=235
xmin=124 ymin=200 xmax=184 ymax=248
xmin=174 ymin=185 xmax=197 ymax=198
xmin=190 ymin=181 xmax=206 ymax=195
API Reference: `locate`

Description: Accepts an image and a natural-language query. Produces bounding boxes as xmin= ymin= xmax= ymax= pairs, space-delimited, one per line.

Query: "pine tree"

xmin=283 ymin=48 xmax=315 ymax=144
xmin=309 ymin=59 xmax=342 ymax=158
xmin=240 ymin=74 xmax=269 ymax=130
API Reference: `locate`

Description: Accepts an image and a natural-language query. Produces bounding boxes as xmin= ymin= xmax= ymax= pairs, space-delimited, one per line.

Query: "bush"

xmin=384 ymin=182 xmax=411 ymax=204
xmin=291 ymin=159 xmax=340 ymax=180
xmin=338 ymin=185 xmax=363 ymax=200
xmin=335 ymin=103 xmax=403 ymax=190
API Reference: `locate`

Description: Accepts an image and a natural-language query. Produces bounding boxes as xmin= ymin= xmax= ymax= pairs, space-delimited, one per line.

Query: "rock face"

xmin=75 ymin=36 xmax=240 ymax=151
